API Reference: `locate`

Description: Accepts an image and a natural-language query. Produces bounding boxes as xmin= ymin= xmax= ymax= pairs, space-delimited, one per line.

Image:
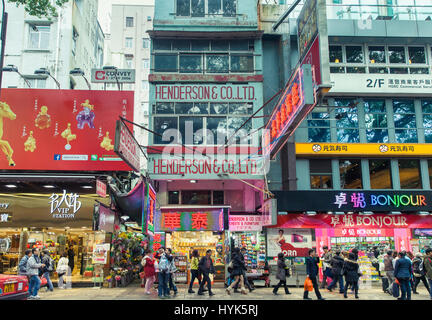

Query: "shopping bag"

xmin=304 ymin=276 xmax=313 ymax=292
xmin=40 ymin=276 xmax=47 ymax=287
xmin=392 ymin=281 xmax=400 ymax=298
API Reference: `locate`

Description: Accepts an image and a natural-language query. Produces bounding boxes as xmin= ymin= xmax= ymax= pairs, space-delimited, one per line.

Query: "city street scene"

xmin=1 ymin=0 xmax=432 ymax=306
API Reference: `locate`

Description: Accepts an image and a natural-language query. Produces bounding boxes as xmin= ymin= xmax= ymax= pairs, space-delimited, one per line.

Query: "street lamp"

xmin=102 ymin=65 xmax=121 ymax=91
xmin=2 ymin=64 xmax=31 ymax=88
xmin=70 ymin=68 xmax=91 ymax=90
xmin=34 ymin=67 xmax=61 ymax=89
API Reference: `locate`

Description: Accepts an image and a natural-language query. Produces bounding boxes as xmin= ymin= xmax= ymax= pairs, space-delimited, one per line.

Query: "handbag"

xmin=285 ymin=267 xmax=291 ymax=278
xmin=304 ymin=276 xmax=313 ymax=292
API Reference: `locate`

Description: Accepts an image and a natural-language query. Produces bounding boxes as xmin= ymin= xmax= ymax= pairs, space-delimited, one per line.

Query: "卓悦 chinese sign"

xmin=155 ymin=209 xmax=225 ymax=232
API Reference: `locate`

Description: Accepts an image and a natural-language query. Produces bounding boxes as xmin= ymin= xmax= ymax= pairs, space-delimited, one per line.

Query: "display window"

xmin=0 ymin=229 xmax=21 ymax=274
xmin=230 ymin=232 xmax=266 ymax=275
xmin=165 ymin=231 xmax=225 ymax=282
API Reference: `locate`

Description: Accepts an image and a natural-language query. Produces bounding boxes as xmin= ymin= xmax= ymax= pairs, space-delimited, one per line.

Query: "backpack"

xmin=46 ymin=257 xmax=54 ymax=272
xmin=419 ymin=258 xmax=426 ymax=275
xmin=158 ymin=255 xmax=169 ymax=272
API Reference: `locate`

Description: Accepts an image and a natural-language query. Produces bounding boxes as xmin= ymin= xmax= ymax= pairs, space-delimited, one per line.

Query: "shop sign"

xmin=413 ymin=228 xmax=432 ymax=238
xmin=98 ymin=205 xmax=116 ymax=233
xmin=267 ymin=228 xmax=313 ymax=258
xmin=273 ymin=190 xmax=432 ymax=212
xmin=263 ymin=65 xmax=315 ymax=159
xmin=49 ymin=190 xmax=82 ymax=219
xmin=114 ymin=119 xmax=140 ymax=172
xmin=0 ymin=213 xmax=11 ymax=223
xmin=96 ymin=180 xmax=107 ymax=198
xmin=273 ymin=213 xmax=432 ymax=230
xmin=154 ymin=84 xmax=256 ymax=102
xmin=0 ymin=238 xmax=11 ymax=252
xmin=229 ymin=215 xmax=262 ymax=232
xmin=151 ymin=232 xmax=165 ymax=253
xmin=91 ymin=69 xmax=135 ymax=83
xmin=0 ymin=89 xmax=133 ymax=171
xmin=297 ymin=0 xmax=318 ymax=61
xmin=146 ymin=184 xmax=156 ymax=236
xmin=156 ymin=209 xmax=225 ymax=232
xmin=296 ymin=142 xmax=432 ymax=157
xmin=329 ymin=73 xmax=432 ymax=96
xmin=92 ymin=243 xmax=110 ymax=264
xmin=334 ymin=228 xmax=394 ymax=237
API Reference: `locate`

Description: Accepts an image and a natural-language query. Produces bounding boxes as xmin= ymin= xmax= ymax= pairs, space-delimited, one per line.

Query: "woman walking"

xmin=394 ymin=251 xmax=413 ymax=300
xmin=141 ymin=249 xmax=156 ymax=295
xmin=226 ymin=247 xmax=247 ymax=295
xmin=56 ymin=252 xmax=69 ymax=289
xmin=412 ymin=252 xmax=430 ymax=294
xmin=342 ymin=252 xmax=360 ymax=299
xmin=273 ymin=252 xmax=291 ymax=295
xmin=188 ymin=249 xmax=201 ymax=293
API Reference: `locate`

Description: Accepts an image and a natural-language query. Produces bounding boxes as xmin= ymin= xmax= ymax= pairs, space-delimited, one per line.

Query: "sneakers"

xmin=33 ymin=295 xmax=41 ymax=300
xmin=209 ymin=292 xmax=215 ymax=296
xmin=28 ymin=296 xmax=35 ymax=300
xmin=146 ymin=291 xmax=151 ymax=295
xmin=188 ymin=289 xmax=195 ymax=294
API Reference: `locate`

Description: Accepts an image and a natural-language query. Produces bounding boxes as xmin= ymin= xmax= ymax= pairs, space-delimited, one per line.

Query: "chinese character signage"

xmin=155 ymin=209 xmax=225 ymax=232
xmin=146 ymin=184 xmax=156 ymax=236
xmin=0 ymin=89 xmax=133 ymax=171
xmin=296 ymin=143 xmax=431 ymax=157
xmin=263 ymin=65 xmax=315 ymax=159
xmin=150 ymin=232 xmax=165 ymax=253
xmin=114 ymin=119 xmax=141 ymax=172
xmin=273 ymin=190 xmax=432 ymax=212
xmin=49 ymin=190 xmax=82 ymax=219
xmin=96 ymin=180 xmax=107 ymax=198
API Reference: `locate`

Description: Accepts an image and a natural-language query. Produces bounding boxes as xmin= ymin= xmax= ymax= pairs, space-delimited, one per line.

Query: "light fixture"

xmin=327 ymin=211 xmax=334 ymax=214
xmin=70 ymin=68 xmax=91 ymax=90
xmin=409 ymin=59 xmax=412 ymax=64
xmin=390 ymin=211 xmax=402 ymax=215
xmin=2 ymin=65 xmax=32 ymax=88
xmin=190 ymin=180 xmax=197 ymax=183
xmin=335 ymin=58 xmax=340 ymax=64
xmin=5 ymin=184 xmax=17 ymax=188
xmin=121 ymin=215 xmax=130 ymax=221
xmin=34 ymin=68 xmax=61 ymax=89
xmin=335 ymin=212 xmax=345 ymax=215
xmin=418 ymin=211 xmax=430 ymax=216
xmin=43 ymin=185 xmax=56 ymax=188
xmin=81 ymin=185 xmax=93 ymax=189
xmin=167 ymin=180 xmax=173 ymax=182
xmin=370 ymin=59 xmax=375 ymax=64
xmin=361 ymin=211 xmax=374 ymax=215
xmin=306 ymin=211 xmax=316 ymax=216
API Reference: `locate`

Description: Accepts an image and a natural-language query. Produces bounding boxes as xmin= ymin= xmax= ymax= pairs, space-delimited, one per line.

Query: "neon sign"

xmin=156 ymin=209 xmax=224 ymax=232
xmin=263 ymin=65 xmax=315 ymax=159
xmin=146 ymin=184 xmax=156 ymax=236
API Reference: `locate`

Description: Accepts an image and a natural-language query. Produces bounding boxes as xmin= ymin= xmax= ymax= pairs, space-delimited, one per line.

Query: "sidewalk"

xmin=36 ymin=283 xmax=432 ymax=300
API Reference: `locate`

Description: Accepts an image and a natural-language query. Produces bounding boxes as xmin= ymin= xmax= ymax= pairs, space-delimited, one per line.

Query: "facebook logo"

xmin=54 ymin=154 xmax=61 ymax=161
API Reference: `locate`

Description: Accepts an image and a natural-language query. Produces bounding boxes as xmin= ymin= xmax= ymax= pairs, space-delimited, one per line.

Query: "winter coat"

xmin=198 ymin=256 xmax=215 ymax=275
xmin=276 ymin=258 xmax=288 ymax=281
xmin=412 ymin=257 xmax=423 ymax=276
xmin=142 ymin=256 xmax=156 ymax=277
xmin=342 ymin=259 xmax=360 ymax=282
xmin=56 ymin=257 xmax=69 ymax=274
xmin=190 ymin=257 xmax=199 ymax=270
xmin=394 ymin=257 xmax=412 ymax=279
xmin=383 ymin=255 xmax=394 ymax=271
xmin=230 ymin=252 xmax=246 ymax=276
xmin=424 ymin=256 xmax=432 ymax=280
xmin=18 ymin=255 xmax=29 ymax=275
xmin=330 ymin=255 xmax=344 ymax=276
xmin=321 ymin=251 xmax=332 ymax=269
xmin=306 ymin=256 xmax=319 ymax=277
xmin=26 ymin=254 xmax=43 ymax=276
xmin=41 ymin=255 xmax=52 ymax=274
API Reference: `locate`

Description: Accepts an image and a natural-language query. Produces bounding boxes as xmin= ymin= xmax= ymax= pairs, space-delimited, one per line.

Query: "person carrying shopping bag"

xmin=304 ymin=249 xmax=325 ymax=300
xmin=273 ymin=252 xmax=291 ymax=295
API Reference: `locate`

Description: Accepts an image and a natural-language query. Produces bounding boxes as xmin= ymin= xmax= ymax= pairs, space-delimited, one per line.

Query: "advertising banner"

xmin=0 ymin=89 xmax=133 ymax=171
xmin=155 ymin=209 xmax=226 ymax=232
xmin=92 ymin=243 xmax=111 ymax=264
xmin=273 ymin=190 xmax=432 ymax=212
xmin=114 ymin=119 xmax=141 ymax=172
xmin=267 ymin=228 xmax=312 ymax=258
xmin=229 ymin=215 xmax=262 ymax=232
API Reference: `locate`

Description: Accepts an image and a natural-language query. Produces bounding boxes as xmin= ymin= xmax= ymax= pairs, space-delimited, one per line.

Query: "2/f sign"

xmin=366 ymin=78 xmax=385 ymax=88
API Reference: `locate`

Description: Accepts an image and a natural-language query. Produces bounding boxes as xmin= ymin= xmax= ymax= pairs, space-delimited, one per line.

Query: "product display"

xmin=232 ymin=232 xmax=266 ymax=274
xmin=357 ymin=253 xmax=380 ymax=283
xmin=173 ymin=255 xmax=188 ymax=283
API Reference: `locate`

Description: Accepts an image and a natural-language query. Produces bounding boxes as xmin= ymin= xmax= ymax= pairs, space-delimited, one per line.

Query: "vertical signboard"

xmin=96 ymin=179 xmax=107 ymax=198
xmin=114 ymin=119 xmax=141 ymax=172
xmin=146 ymin=184 xmax=156 ymax=237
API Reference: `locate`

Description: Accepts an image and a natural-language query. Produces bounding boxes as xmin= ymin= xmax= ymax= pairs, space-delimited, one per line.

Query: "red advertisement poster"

xmin=0 ymin=89 xmax=133 ymax=171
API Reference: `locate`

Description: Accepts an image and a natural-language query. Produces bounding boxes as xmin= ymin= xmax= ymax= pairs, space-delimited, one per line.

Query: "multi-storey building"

xmin=2 ymin=0 xmax=103 ymax=90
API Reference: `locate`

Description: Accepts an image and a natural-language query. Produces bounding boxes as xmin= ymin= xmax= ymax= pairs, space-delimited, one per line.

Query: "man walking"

xmin=26 ymin=248 xmax=45 ymax=300
xmin=198 ymin=249 xmax=215 ymax=296
xmin=327 ymin=250 xmax=344 ymax=294
xmin=384 ymin=250 xmax=395 ymax=294
xmin=320 ymin=246 xmax=332 ymax=289
xmin=423 ymin=248 xmax=432 ymax=300
xmin=304 ymin=249 xmax=325 ymax=300
xmin=40 ymin=250 xmax=54 ymax=292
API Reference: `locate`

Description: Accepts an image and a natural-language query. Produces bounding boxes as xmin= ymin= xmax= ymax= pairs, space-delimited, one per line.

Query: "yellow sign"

xmin=296 ymin=143 xmax=432 ymax=157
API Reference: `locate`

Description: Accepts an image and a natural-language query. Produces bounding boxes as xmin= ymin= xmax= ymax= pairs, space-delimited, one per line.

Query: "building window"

xmin=346 ymin=46 xmax=364 ymax=63
xmin=206 ymin=54 xmax=229 ymax=73
xmin=408 ymin=47 xmax=426 ymax=64
xmin=28 ymin=25 xmax=50 ymax=50
xmin=339 ymin=159 xmax=363 ymax=189
xmin=369 ymin=159 xmax=392 ymax=189
xmin=310 ymin=159 xmax=333 ymax=189
xmin=307 ymin=111 xmax=330 ymax=142
xmin=422 ymin=100 xmax=432 ymax=143
xmin=364 ymin=99 xmax=388 ymax=143
xmin=26 ymin=78 xmax=46 ymax=89
xmin=142 ymin=58 xmax=150 ymax=69
xmin=72 ymin=28 xmax=78 ymax=56
xmin=142 ymin=80 xmax=149 ymax=90
xmin=154 ymin=54 xmax=178 ymax=72
xmin=176 ymin=0 xmax=236 ymax=17
xmin=168 ymin=191 xmax=180 ymax=204
xmin=142 ymin=38 xmax=150 ymax=49
xmin=393 ymin=100 xmax=417 ymax=143
xmin=213 ymin=190 xmax=224 ymax=205
xmin=368 ymin=46 xmax=386 ymax=64
xmin=125 ymin=57 xmax=133 ymax=68
xmin=125 ymin=37 xmax=133 ymax=48
xmin=329 ymin=45 xmax=343 ymax=63
xmin=334 ymin=98 xmax=360 ymax=143
xmin=389 ymin=46 xmax=406 ymax=64
xmin=126 ymin=17 xmax=134 ymax=27
xmin=230 ymin=55 xmax=254 ymax=73
xmin=179 ymin=54 xmax=202 ymax=73
xmin=398 ymin=159 xmax=422 ymax=189
xmin=182 ymin=190 xmax=211 ymax=205
xmin=153 ymin=117 xmax=178 ymax=144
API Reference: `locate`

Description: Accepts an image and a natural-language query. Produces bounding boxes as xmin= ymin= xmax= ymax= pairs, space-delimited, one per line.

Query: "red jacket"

xmin=143 ymin=257 xmax=155 ymax=277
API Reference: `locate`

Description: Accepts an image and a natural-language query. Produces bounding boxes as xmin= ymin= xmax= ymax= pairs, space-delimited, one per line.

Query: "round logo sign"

xmin=379 ymin=144 xmax=389 ymax=153
xmin=312 ymin=144 xmax=322 ymax=153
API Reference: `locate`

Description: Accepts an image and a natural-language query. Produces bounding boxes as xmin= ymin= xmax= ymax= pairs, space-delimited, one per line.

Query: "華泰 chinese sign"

xmin=155 ymin=209 xmax=225 ymax=232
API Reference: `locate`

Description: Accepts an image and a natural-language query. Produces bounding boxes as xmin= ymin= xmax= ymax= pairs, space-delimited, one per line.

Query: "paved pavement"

xmin=35 ymin=283 xmax=432 ymax=300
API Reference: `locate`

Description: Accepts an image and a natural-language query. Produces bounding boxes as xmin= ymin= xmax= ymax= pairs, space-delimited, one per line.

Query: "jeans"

xmin=198 ymin=272 xmax=212 ymax=294
xmin=29 ymin=275 xmax=41 ymax=297
xmin=428 ymin=279 xmax=432 ymax=299
xmin=42 ymin=272 xmax=53 ymax=291
xmin=386 ymin=271 xmax=395 ymax=284
xmin=398 ymin=278 xmax=411 ymax=300
xmin=273 ymin=280 xmax=290 ymax=294
xmin=145 ymin=275 xmax=155 ymax=293
xmin=303 ymin=276 xmax=322 ymax=299
xmin=189 ymin=270 xmax=201 ymax=290
xmin=157 ymin=272 xmax=169 ymax=297
xmin=168 ymin=273 xmax=177 ymax=293
xmin=413 ymin=275 xmax=430 ymax=293
xmin=328 ymin=274 xmax=344 ymax=293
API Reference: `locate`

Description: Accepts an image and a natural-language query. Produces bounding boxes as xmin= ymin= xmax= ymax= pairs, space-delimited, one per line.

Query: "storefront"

xmin=270 ymin=190 xmax=432 ymax=286
xmin=0 ymin=190 xmax=112 ymax=283
xmin=154 ymin=206 xmax=229 ymax=283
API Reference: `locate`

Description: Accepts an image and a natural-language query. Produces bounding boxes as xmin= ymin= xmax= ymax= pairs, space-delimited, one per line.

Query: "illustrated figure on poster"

xmin=61 ymin=123 xmax=77 ymax=150
xmin=35 ymin=106 xmax=51 ymax=129
xmin=0 ymin=102 xmax=16 ymax=166
xmin=76 ymin=99 xmax=95 ymax=129
xmin=100 ymin=131 xmax=114 ymax=151
xmin=24 ymin=131 xmax=36 ymax=152
xmin=276 ymin=229 xmax=286 ymax=248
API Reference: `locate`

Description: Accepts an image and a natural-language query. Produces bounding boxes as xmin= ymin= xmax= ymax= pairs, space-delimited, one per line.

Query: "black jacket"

xmin=230 ymin=252 xmax=247 ymax=276
xmin=342 ymin=259 xmax=360 ymax=282
xmin=198 ymin=256 xmax=215 ymax=275
xmin=41 ymin=255 xmax=51 ymax=274
xmin=330 ymin=255 xmax=344 ymax=276
xmin=306 ymin=256 xmax=319 ymax=277
xmin=276 ymin=258 xmax=288 ymax=280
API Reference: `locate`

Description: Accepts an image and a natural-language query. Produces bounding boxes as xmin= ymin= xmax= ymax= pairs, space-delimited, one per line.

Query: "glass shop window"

xmin=310 ymin=159 xmax=333 ymax=189
xmin=339 ymin=159 xmax=363 ymax=189
xmin=369 ymin=159 xmax=392 ymax=189
xmin=398 ymin=159 xmax=422 ymax=189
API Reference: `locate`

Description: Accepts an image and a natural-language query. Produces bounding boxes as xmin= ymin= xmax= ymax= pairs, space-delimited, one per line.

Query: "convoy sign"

xmin=91 ymin=69 xmax=136 ymax=83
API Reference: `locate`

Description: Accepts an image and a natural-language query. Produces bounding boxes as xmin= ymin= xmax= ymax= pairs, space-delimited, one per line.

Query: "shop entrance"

xmin=165 ymin=231 xmax=225 ymax=283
